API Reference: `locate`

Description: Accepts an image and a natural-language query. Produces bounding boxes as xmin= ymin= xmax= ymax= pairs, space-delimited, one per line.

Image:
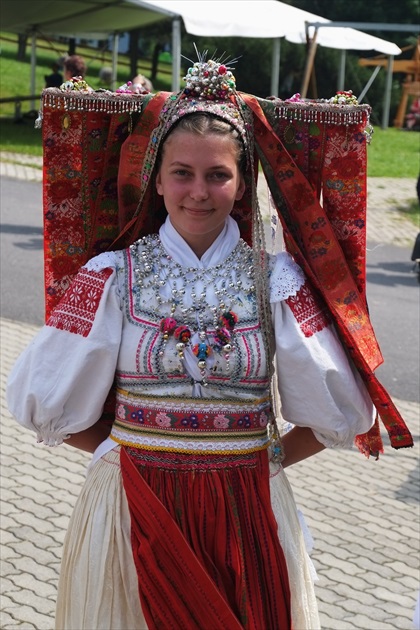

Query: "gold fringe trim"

xmin=42 ymin=87 xmax=145 ymax=114
xmin=110 ymin=434 xmax=269 ymax=455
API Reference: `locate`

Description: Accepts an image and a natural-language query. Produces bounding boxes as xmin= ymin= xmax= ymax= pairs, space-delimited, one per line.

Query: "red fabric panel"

xmin=244 ymin=95 xmax=413 ymax=453
xmin=42 ymin=107 xmax=130 ymax=319
xmin=120 ymin=447 xmax=292 ymax=629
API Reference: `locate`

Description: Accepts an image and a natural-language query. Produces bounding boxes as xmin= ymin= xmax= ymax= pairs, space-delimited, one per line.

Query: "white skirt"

xmin=56 ymin=447 xmax=320 ymax=629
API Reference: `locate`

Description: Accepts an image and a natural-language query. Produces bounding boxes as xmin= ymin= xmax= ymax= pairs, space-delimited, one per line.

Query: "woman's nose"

xmin=189 ymin=178 xmax=209 ymax=200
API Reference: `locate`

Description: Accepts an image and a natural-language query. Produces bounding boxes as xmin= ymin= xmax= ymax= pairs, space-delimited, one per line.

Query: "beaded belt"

xmin=110 ymin=389 xmax=271 ymax=456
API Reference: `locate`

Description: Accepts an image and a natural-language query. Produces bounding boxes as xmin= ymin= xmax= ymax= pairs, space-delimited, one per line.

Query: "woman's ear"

xmin=156 ymin=171 xmax=163 ymax=196
xmin=235 ymin=176 xmax=246 ymax=201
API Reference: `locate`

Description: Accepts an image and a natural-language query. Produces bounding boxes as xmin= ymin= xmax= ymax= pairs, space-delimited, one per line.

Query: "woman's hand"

xmin=281 ymin=426 xmax=325 ymax=468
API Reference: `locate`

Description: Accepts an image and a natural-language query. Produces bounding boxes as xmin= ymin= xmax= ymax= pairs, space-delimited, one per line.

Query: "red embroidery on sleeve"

xmin=46 ymin=268 xmax=113 ymax=337
xmin=285 ymin=281 xmax=331 ymax=337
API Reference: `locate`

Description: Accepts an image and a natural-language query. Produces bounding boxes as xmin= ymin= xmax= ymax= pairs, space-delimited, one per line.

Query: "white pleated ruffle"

xmin=55 ymin=447 xmax=146 ymax=630
xmin=269 ymin=464 xmax=320 ymax=630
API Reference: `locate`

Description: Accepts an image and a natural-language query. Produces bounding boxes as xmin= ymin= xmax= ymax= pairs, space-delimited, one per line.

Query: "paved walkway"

xmin=1 ymin=153 xmax=419 ymax=629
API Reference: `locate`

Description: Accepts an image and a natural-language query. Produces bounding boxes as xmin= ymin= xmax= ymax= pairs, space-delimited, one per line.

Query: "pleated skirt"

xmin=55 ymin=446 xmax=320 ymax=629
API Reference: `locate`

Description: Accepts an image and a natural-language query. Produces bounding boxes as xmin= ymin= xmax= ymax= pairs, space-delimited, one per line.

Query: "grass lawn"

xmin=0 ymin=117 xmax=43 ymax=155
xmin=367 ymin=127 xmax=419 ymax=178
xmin=0 ymin=31 xmax=173 ymax=114
xmin=0 ymin=31 xmax=174 ymax=155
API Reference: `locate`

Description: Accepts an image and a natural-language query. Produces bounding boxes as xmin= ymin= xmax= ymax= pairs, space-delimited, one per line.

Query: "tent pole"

xmin=357 ymin=65 xmax=381 ymax=102
xmin=338 ymin=49 xmax=346 ymax=91
xmin=111 ymin=32 xmax=119 ymax=89
xmin=382 ymin=54 xmax=394 ymax=129
xmin=270 ymin=38 xmax=281 ymax=97
xmin=301 ymin=26 xmax=318 ymax=98
xmin=30 ymin=30 xmax=36 ymax=110
xmin=172 ymin=17 xmax=181 ymax=92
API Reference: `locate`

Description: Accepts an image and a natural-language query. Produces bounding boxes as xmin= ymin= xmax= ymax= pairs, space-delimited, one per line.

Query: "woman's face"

xmin=156 ymin=129 xmax=245 ymax=258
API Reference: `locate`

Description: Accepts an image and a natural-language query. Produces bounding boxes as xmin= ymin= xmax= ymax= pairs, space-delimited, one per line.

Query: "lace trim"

xmin=110 ymin=427 xmax=269 ymax=454
xmin=83 ymin=251 xmax=120 ymax=272
xmin=269 ymin=252 xmax=305 ymax=303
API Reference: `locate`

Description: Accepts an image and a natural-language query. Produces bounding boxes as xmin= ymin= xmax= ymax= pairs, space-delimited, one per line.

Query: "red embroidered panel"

xmin=46 ymin=268 xmax=113 ymax=337
xmin=285 ymin=281 xmax=331 ymax=338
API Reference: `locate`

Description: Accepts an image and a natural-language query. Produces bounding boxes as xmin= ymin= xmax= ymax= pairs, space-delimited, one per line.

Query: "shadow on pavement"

xmin=0 ymin=224 xmax=43 ymax=235
xmin=366 ymin=270 xmax=419 ymax=287
xmin=0 ymin=224 xmax=44 ymax=250
xmin=395 ymin=459 xmax=420 ymax=505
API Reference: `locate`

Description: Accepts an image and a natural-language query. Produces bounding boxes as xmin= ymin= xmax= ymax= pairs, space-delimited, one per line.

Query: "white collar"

xmin=159 ymin=216 xmax=240 ymax=269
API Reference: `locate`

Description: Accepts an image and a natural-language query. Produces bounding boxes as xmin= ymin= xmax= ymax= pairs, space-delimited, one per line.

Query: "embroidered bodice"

xmin=7 ymin=216 xmax=375 ymax=449
xmin=113 ymin=235 xmax=270 ymax=402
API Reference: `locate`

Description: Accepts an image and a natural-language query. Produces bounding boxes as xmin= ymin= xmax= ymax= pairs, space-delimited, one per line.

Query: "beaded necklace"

xmin=130 ymin=235 xmax=256 ymax=383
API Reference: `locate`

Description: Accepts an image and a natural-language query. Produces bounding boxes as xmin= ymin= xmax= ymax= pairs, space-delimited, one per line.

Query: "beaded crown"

xmin=157 ymin=53 xmax=250 ymax=156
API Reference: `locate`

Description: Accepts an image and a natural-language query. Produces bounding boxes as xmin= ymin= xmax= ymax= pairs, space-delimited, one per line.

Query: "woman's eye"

xmin=210 ymin=172 xmax=229 ymax=180
xmin=173 ymin=169 xmax=189 ymax=177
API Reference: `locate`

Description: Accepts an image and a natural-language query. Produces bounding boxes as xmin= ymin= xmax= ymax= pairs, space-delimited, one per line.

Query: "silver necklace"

xmin=130 ymin=235 xmax=257 ymax=380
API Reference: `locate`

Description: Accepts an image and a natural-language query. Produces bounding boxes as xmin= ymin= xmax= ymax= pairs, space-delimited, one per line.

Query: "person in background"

xmin=131 ymin=73 xmax=154 ymax=92
xmin=63 ymin=54 xmax=87 ymax=80
xmin=99 ymin=66 xmax=113 ymax=87
xmin=44 ymin=62 xmax=63 ymax=88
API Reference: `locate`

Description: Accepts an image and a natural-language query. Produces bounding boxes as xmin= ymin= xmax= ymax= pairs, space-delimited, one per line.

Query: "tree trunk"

xmin=68 ymin=38 xmax=76 ymax=55
xmin=17 ymin=34 xmax=27 ymax=61
xmin=151 ymin=42 xmax=162 ymax=82
xmin=129 ymin=29 xmax=140 ymax=78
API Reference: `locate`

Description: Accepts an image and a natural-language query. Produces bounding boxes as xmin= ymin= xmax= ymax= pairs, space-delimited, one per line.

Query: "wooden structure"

xmin=359 ymin=38 xmax=420 ymax=128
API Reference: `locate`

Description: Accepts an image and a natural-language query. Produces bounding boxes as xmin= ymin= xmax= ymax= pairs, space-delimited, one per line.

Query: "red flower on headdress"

xmin=48 ymin=179 xmax=81 ymax=203
xmin=317 ymin=259 xmax=347 ymax=290
xmin=330 ymin=155 xmax=362 ymax=179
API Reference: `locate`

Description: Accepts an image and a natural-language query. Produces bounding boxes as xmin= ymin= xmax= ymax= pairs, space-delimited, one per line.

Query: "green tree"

xmin=286 ymin=0 xmax=418 ymax=45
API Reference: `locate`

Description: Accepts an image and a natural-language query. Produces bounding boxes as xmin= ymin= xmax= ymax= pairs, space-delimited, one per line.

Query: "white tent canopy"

xmin=138 ymin=0 xmax=401 ymax=56
xmin=2 ymin=0 xmax=401 ymax=55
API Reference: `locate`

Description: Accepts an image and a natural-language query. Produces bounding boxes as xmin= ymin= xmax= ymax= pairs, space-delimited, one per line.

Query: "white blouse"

xmin=7 ymin=216 xmax=375 ymax=450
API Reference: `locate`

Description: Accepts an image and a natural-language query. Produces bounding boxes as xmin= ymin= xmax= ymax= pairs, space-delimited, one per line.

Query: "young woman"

xmin=8 ymin=58 xmax=380 ymax=629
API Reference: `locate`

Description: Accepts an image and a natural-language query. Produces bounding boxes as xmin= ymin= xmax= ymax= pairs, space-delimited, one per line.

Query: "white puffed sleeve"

xmin=6 ymin=251 xmax=124 ymax=446
xmin=270 ymin=252 xmax=375 ymax=449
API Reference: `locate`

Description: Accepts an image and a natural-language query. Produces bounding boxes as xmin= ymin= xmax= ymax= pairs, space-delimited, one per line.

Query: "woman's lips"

xmin=183 ymin=207 xmax=213 ymax=214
